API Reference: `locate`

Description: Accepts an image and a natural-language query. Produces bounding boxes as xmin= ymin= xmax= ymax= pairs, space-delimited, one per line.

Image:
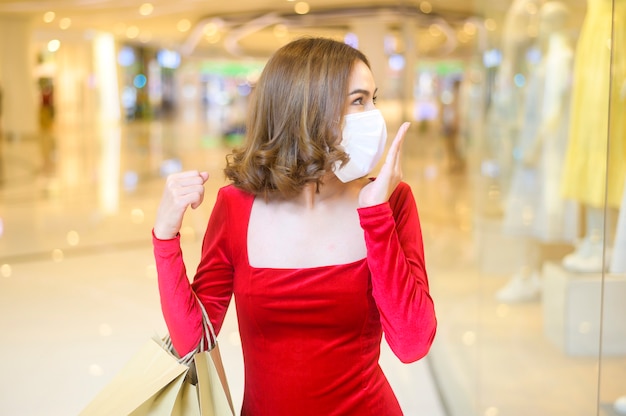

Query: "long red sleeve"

xmin=153 ymin=187 xmax=234 ymax=356
xmin=358 ymin=182 xmax=437 ymax=363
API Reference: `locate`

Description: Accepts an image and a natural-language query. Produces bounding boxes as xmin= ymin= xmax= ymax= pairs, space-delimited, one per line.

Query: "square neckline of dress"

xmin=239 ymin=189 xmax=368 ymax=272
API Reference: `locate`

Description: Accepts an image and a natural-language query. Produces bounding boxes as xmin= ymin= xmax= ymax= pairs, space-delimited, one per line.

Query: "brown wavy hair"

xmin=224 ymin=37 xmax=370 ymax=199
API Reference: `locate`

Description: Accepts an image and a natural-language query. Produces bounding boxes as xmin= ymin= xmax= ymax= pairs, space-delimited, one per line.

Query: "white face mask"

xmin=334 ymin=109 xmax=388 ymax=183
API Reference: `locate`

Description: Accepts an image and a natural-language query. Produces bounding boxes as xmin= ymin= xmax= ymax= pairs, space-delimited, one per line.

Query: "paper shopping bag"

xmin=80 ymin=337 xmax=189 ymax=416
xmin=171 ymin=378 xmax=202 ymax=416
xmin=195 ymin=344 xmax=235 ymax=416
xmin=81 ymin=294 xmax=235 ymax=416
xmin=130 ymin=371 xmax=189 ymax=416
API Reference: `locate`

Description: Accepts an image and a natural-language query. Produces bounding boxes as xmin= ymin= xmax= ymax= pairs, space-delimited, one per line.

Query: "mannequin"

xmin=560 ymin=0 xmax=626 ymax=273
xmin=484 ymin=0 xmax=541 ymax=180
xmin=497 ymin=2 xmax=579 ymax=302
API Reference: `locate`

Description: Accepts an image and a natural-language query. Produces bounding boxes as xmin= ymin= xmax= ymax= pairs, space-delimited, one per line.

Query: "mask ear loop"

xmin=328 ymin=116 xmax=344 ymax=150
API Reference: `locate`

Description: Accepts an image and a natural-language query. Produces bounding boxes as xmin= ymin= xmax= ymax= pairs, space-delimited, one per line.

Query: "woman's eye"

xmin=352 ymin=97 xmax=363 ymax=105
xmin=373 ymin=95 xmax=378 ymax=105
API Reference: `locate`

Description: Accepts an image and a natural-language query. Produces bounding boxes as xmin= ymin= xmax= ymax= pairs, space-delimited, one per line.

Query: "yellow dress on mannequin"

xmin=561 ymin=0 xmax=626 ymax=209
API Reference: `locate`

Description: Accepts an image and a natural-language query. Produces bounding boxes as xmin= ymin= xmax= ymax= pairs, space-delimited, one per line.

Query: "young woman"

xmin=153 ymin=37 xmax=437 ymax=415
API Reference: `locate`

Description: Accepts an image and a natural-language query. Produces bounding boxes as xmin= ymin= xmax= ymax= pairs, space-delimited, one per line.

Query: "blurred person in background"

xmin=38 ymin=77 xmax=55 ymax=174
xmin=440 ymin=77 xmax=465 ymax=173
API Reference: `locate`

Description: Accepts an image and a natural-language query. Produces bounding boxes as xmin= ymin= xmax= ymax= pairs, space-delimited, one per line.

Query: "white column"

xmin=349 ymin=16 xmax=388 ymax=98
xmin=0 ymin=16 xmax=38 ymax=137
xmin=53 ymin=40 xmax=93 ymax=127
xmin=400 ymin=15 xmax=417 ymax=123
xmin=92 ymin=32 xmax=121 ymax=125
xmin=92 ymin=33 xmax=122 ymax=214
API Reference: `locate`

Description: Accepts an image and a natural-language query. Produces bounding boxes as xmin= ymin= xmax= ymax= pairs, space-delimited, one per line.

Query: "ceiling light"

xmin=48 ymin=39 xmax=61 ymax=52
xmin=177 ymin=19 xmax=191 ymax=32
xmin=43 ymin=11 xmax=55 ymax=23
xmin=66 ymin=230 xmax=80 ymax=246
xmin=484 ymin=18 xmax=497 ymax=31
xmin=203 ymin=22 xmax=218 ymax=36
xmin=139 ymin=3 xmax=154 ymax=16
xmin=273 ymin=24 xmax=288 ymax=38
xmin=59 ymin=17 xmax=71 ymax=30
xmin=206 ymin=33 xmax=221 ymax=44
xmin=52 ymin=249 xmax=64 ymax=262
xmin=420 ymin=1 xmax=432 ymax=14
xmin=463 ymin=22 xmax=476 ymax=35
xmin=126 ymin=26 xmax=140 ymax=39
xmin=294 ymin=2 xmax=310 ymax=14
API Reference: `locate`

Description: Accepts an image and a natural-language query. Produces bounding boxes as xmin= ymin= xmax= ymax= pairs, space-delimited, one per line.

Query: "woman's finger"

xmin=386 ymin=122 xmax=410 ymax=165
xmin=172 ymin=183 xmax=205 ymax=198
xmin=167 ymin=171 xmax=207 ymax=189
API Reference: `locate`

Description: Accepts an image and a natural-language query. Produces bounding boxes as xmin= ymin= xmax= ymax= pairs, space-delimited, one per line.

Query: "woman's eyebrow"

xmin=348 ymin=87 xmax=378 ymax=96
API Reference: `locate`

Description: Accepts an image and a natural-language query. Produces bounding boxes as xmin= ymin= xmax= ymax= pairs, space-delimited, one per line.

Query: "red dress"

xmin=153 ymin=182 xmax=436 ymax=415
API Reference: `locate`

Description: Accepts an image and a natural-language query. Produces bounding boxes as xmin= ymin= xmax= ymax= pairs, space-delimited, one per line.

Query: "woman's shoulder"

xmin=218 ymin=183 xmax=255 ymax=202
xmin=212 ymin=184 xmax=256 ymax=218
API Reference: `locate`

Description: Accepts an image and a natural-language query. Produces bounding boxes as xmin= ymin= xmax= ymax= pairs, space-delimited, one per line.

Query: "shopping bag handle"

xmin=196 ymin=293 xmax=218 ymax=352
xmin=163 ymin=293 xmax=218 ymax=366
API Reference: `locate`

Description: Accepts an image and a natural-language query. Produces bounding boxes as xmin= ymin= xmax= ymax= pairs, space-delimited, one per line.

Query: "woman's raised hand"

xmin=153 ymin=170 xmax=209 ymax=240
xmin=358 ymin=122 xmax=410 ymax=208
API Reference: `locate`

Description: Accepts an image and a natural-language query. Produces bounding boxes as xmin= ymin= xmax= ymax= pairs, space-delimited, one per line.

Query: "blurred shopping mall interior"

xmin=1 ymin=0 xmax=625 ymax=415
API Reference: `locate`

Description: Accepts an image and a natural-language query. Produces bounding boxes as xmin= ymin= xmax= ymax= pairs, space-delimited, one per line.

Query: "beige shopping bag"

xmin=195 ymin=344 xmax=235 ymax=416
xmin=172 ymin=378 xmax=202 ymax=416
xmin=79 ymin=337 xmax=189 ymax=416
xmin=81 ymin=295 xmax=235 ymax=415
xmin=130 ymin=370 xmax=189 ymax=416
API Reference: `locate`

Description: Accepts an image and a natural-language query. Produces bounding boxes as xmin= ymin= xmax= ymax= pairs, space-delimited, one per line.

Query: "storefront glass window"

xmin=427 ymin=0 xmax=625 ymax=414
